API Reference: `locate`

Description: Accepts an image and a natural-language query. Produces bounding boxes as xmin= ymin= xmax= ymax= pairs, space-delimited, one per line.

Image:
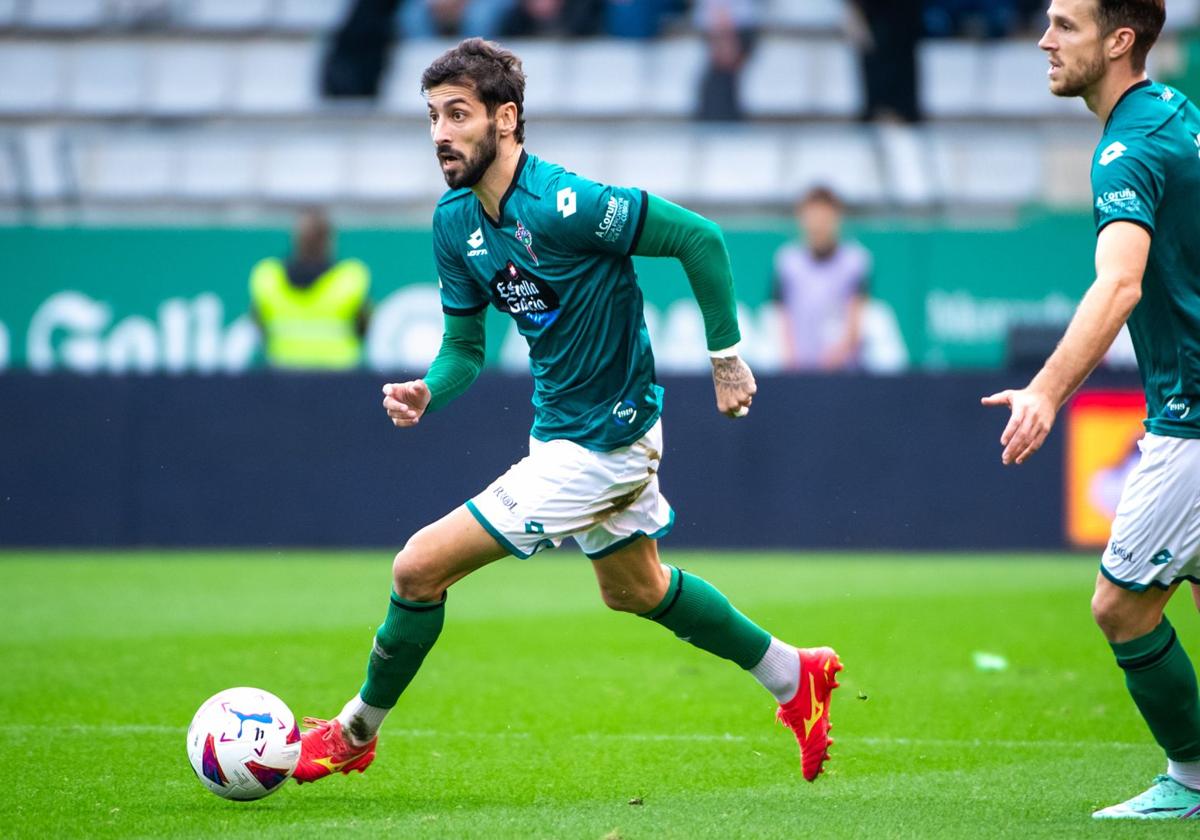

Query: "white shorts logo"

xmin=556 ymin=187 xmax=577 ymax=218
xmin=1098 ymin=141 xmax=1127 ymax=166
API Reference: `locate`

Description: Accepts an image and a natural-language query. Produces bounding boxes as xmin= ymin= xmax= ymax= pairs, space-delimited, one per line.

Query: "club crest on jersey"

xmin=490 ymin=261 xmax=560 ymax=329
xmin=514 ymin=219 xmax=539 ymax=265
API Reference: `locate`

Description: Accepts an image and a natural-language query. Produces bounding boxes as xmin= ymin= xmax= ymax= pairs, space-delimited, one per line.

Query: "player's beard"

xmin=438 ymin=121 xmax=499 ymax=190
xmin=1050 ymin=47 xmax=1107 ymax=98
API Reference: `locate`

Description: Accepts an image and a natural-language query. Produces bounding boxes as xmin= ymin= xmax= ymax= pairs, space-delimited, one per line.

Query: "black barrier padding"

xmin=0 ymin=373 xmax=1137 ymax=550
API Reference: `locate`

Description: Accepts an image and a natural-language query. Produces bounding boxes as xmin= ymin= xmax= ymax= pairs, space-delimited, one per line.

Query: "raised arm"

xmin=633 ymin=193 xmax=755 ymax=418
xmin=382 ymin=309 xmax=486 ymax=427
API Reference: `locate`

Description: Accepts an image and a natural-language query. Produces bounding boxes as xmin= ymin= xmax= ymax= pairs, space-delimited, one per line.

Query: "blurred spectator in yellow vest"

xmin=250 ymin=210 xmax=371 ymax=370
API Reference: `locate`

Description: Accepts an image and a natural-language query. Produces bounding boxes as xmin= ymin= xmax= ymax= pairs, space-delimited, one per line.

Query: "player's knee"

xmin=391 ymin=539 xmax=443 ymax=602
xmin=598 ymin=582 xmax=661 ymax=614
xmin=1091 ymin=591 xmax=1122 ymax=641
xmin=1091 ymin=587 xmax=1158 ymax=643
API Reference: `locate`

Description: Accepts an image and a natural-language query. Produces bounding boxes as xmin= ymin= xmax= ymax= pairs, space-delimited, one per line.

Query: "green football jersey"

xmin=1092 ymin=80 xmax=1200 ymax=438
xmin=432 ymin=151 xmax=662 ymax=452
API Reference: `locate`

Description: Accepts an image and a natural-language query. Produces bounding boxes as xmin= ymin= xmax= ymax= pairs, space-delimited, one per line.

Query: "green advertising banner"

xmin=0 ymin=213 xmax=1095 ymax=374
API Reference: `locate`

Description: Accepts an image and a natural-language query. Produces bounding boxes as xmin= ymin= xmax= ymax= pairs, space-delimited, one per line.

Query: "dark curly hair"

xmin=421 ymin=38 xmax=527 ymax=144
xmin=1095 ymin=0 xmax=1165 ymax=72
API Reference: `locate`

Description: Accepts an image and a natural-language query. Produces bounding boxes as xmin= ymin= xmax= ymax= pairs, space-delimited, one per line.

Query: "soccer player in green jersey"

xmin=294 ymin=38 xmax=842 ymax=786
xmin=983 ymin=0 xmax=1200 ymax=820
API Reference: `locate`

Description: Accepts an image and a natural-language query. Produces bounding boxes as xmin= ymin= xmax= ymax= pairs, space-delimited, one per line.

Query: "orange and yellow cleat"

xmin=293 ymin=717 xmax=377 ymax=784
xmin=776 ymin=646 xmax=842 ymax=782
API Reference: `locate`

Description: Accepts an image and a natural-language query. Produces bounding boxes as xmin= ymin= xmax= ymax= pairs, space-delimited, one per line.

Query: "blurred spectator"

xmin=402 ymin=0 xmax=517 ymax=38
xmin=500 ymin=0 xmax=603 ymax=38
xmin=694 ymin=0 xmax=760 ymax=121
xmin=924 ymin=0 xmax=1044 ymax=38
xmin=605 ymin=0 xmax=670 ymax=38
xmin=850 ymin=0 xmax=922 ymax=122
xmin=322 ymin=0 xmax=399 ymax=98
xmin=250 ymin=211 xmax=372 ymax=371
xmin=771 ymin=187 xmax=871 ymax=372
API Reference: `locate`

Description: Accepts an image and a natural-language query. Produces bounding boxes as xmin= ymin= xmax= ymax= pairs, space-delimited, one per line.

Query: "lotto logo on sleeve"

xmin=1098 ymin=141 xmax=1127 ymax=166
xmin=556 ymin=187 xmax=577 ymax=218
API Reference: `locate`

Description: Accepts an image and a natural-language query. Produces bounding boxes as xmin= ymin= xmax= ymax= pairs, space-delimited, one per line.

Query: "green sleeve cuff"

xmin=631 ymin=193 xmax=741 ymax=352
xmin=424 ymin=310 xmax=486 ymax=413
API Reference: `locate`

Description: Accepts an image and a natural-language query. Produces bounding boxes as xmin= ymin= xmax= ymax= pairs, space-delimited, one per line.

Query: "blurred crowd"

xmin=325 ymin=0 xmax=1054 ymax=121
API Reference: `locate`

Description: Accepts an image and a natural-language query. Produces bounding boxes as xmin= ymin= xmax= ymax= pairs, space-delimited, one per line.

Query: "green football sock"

xmin=1112 ymin=616 xmax=1200 ymax=762
xmin=641 ymin=566 xmax=771 ymax=669
xmin=359 ymin=591 xmax=445 ymax=709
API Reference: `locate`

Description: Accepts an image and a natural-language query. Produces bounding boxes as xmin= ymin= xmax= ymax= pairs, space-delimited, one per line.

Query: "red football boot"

xmin=293 ymin=717 xmax=377 ymax=784
xmin=776 ymin=646 xmax=842 ymax=782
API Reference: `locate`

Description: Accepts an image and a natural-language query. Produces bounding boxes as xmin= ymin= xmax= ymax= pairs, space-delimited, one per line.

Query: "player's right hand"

xmin=711 ymin=355 xmax=756 ymax=419
xmin=382 ymin=380 xmax=431 ymax=428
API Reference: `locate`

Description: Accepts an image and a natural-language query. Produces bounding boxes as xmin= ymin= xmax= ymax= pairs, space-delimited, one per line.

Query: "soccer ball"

xmin=186 ymin=686 xmax=301 ymax=801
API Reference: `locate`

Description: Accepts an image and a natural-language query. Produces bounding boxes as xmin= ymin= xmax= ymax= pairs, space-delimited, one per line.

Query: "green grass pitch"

xmin=2 ymin=551 xmax=1198 ymax=838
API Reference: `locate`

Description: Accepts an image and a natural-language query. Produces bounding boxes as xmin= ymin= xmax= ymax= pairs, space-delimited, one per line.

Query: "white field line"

xmin=0 ymin=724 xmax=1150 ymax=750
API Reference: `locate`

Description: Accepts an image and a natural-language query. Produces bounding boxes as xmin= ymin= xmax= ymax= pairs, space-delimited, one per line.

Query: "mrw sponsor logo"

xmin=1095 ymin=187 xmax=1140 ymax=215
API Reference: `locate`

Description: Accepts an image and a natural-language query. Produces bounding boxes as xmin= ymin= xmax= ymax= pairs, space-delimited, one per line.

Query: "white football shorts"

xmin=1101 ymin=433 xmax=1200 ymax=591
xmin=465 ymin=419 xmax=674 ymax=559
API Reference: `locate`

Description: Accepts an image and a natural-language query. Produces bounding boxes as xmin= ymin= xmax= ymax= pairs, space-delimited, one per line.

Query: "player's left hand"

xmin=711 ymin=355 xmax=756 ymax=419
xmin=981 ymin=387 xmax=1057 ymax=465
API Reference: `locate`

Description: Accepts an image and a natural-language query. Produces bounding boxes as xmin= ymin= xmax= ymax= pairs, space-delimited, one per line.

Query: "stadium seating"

xmin=1 ymin=0 xmax=1194 ymax=217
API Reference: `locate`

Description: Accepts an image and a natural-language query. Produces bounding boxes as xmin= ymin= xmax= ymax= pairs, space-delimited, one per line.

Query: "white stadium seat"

xmin=259 ymin=138 xmax=346 ymax=201
xmin=65 ymin=42 xmax=147 ymax=114
xmin=609 ymin=128 xmax=699 ymax=202
xmin=984 ymin=41 xmax=1086 ymax=117
xmin=740 ymin=38 xmax=812 ymax=116
xmin=276 ymin=0 xmax=352 ymax=32
xmin=527 ymin=129 xmax=608 ymax=183
xmin=695 ymin=130 xmax=786 ymax=203
xmin=919 ymin=40 xmax=983 ymax=118
xmin=18 ymin=127 xmax=68 ymax=200
xmin=929 ymin=128 xmax=1042 ymax=204
xmin=73 ymin=135 xmax=176 ymax=199
xmin=23 ymin=0 xmax=106 ymax=30
xmin=876 ymin=122 xmax=936 ymax=206
xmin=806 ymin=40 xmax=861 ymax=117
xmin=232 ymin=41 xmax=320 ymax=114
xmin=507 ymin=40 xmax=565 ymax=120
xmin=181 ymin=0 xmax=273 ymax=31
xmin=0 ymin=136 xmax=19 ymax=201
xmin=147 ymin=43 xmax=234 ymax=115
xmin=647 ymin=37 xmax=706 ymax=117
xmin=346 ymin=134 xmax=445 ymax=202
xmin=785 ymin=130 xmax=884 ymax=205
xmin=179 ymin=137 xmax=259 ymax=200
xmin=0 ymin=43 xmax=64 ymax=113
xmin=561 ymin=41 xmax=649 ymax=117
xmin=382 ymin=39 xmax=458 ymax=116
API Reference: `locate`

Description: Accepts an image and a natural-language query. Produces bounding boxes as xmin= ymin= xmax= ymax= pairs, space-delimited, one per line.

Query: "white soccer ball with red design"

xmin=186 ymin=686 xmax=301 ymax=800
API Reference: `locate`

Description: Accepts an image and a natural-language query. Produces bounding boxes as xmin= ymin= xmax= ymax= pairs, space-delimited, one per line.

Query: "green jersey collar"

xmin=1104 ymin=78 xmax=1154 ymax=133
xmin=482 ymin=149 xmax=529 ymax=229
